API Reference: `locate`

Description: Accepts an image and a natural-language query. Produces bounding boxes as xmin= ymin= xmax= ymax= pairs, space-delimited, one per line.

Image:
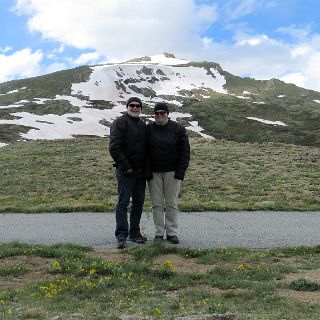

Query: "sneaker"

xmin=117 ymin=239 xmax=126 ymax=249
xmin=154 ymin=236 xmax=164 ymax=241
xmin=167 ymin=235 xmax=179 ymax=244
xmin=129 ymin=233 xmax=147 ymax=243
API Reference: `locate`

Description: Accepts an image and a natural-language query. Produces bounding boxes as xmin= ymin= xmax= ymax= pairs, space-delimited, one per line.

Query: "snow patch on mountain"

xmin=34 ymin=98 xmax=50 ymax=104
xmin=237 ymin=95 xmax=251 ymax=100
xmin=243 ymin=91 xmax=259 ymax=96
xmin=72 ymin=54 xmax=227 ymax=104
xmin=3 ymin=53 xmax=302 ymax=145
xmin=247 ymin=117 xmax=287 ymax=126
xmin=0 ymin=54 xmax=229 ymax=143
xmin=0 ymin=103 xmax=24 ymax=109
xmin=0 ymin=104 xmax=126 ymax=140
xmin=230 ymin=93 xmax=251 ymax=100
xmin=186 ymin=121 xmax=214 ymax=139
xmin=134 ymin=54 xmax=190 ymax=65
xmin=0 ymin=87 xmax=26 ymax=96
xmin=0 ymin=104 xmax=206 ymax=141
xmin=55 ymin=95 xmax=90 ymax=107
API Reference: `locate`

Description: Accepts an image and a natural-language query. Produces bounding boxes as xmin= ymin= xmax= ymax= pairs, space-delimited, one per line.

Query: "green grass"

xmin=0 ymin=137 xmax=319 ymax=213
xmin=0 ymin=66 xmax=92 ymax=102
xmin=290 ymin=278 xmax=320 ymax=291
xmin=17 ymin=100 xmax=80 ymax=116
xmin=1 ymin=242 xmax=320 ymax=319
xmin=184 ymin=93 xmax=320 ymax=146
xmin=0 ymin=66 xmax=92 ymax=144
xmin=0 ymin=263 xmax=28 ymax=277
xmin=0 ymin=242 xmax=91 ymax=259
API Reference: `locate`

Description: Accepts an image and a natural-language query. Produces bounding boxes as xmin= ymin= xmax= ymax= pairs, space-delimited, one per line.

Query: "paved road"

xmin=1 ymin=211 xmax=320 ymax=250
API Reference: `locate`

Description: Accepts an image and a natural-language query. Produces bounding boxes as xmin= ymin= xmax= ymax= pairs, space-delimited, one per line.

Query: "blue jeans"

xmin=115 ymin=167 xmax=146 ymax=240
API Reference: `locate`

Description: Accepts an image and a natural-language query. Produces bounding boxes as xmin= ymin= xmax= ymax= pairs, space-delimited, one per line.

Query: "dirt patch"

xmin=278 ymin=268 xmax=320 ymax=304
xmin=0 ymin=256 xmax=55 ymax=290
xmin=278 ymin=289 xmax=320 ymax=304
xmin=153 ymin=254 xmax=213 ymax=273
xmin=175 ymin=315 xmax=239 ymax=320
xmin=89 ymin=249 xmax=133 ymax=263
xmin=119 ymin=314 xmax=239 ymax=320
xmin=282 ymin=269 xmax=320 ymax=283
xmin=0 ymin=251 xmax=132 ymax=290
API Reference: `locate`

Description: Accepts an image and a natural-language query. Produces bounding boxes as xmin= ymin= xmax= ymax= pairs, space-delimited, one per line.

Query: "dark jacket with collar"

xmin=109 ymin=113 xmax=147 ymax=171
xmin=146 ymin=119 xmax=190 ymax=180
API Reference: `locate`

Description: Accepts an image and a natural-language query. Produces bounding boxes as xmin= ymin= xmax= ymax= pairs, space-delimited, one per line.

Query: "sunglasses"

xmin=154 ymin=111 xmax=167 ymax=116
xmin=128 ymin=103 xmax=141 ymax=108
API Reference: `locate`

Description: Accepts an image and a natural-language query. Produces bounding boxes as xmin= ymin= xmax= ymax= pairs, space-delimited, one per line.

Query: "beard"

xmin=127 ymin=109 xmax=141 ymax=117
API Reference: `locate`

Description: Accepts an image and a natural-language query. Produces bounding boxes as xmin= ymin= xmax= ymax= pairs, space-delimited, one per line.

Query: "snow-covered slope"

xmin=1 ymin=53 xmax=320 ymax=147
xmin=0 ymin=53 xmax=225 ymax=144
xmin=72 ymin=56 xmax=227 ymax=104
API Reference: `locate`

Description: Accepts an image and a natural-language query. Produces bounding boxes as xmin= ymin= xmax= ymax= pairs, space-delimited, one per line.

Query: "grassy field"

xmin=0 ymin=137 xmax=319 ymax=213
xmin=1 ymin=242 xmax=320 ymax=319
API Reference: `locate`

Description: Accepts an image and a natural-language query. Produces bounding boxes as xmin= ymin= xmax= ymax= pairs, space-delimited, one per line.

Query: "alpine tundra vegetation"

xmin=0 ymin=54 xmax=319 ymax=212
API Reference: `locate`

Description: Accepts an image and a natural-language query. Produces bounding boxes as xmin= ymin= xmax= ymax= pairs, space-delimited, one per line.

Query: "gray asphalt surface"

xmin=1 ymin=211 xmax=320 ymax=250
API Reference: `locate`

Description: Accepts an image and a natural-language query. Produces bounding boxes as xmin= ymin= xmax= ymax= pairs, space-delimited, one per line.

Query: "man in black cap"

xmin=109 ymin=97 xmax=147 ymax=249
xmin=146 ymin=102 xmax=190 ymax=244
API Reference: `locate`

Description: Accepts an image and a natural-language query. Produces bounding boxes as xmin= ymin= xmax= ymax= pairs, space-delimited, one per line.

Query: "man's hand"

xmin=123 ymin=168 xmax=134 ymax=176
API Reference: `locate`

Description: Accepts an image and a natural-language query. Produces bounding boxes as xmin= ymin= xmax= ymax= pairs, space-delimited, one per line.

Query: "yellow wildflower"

xmin=155 ymin=307 xmax=161 ymax=315
xmin=52 ymin=260 xmax=61 ymax=270
xmin=7 ymin=309 xmax=14 ymax=315
xmin=165 ymin=259 xmax=175 ymax=271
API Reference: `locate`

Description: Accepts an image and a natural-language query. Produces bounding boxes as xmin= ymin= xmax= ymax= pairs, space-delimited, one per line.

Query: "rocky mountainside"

xmin=0 ymin=52 xmax=320 ymax=147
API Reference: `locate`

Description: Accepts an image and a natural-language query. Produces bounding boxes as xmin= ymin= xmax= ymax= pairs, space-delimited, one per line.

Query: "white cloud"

xmin=194 ymin=4 xmax=218 ymax=29
xmin=197 ymin=36 xmax=290 ymax=79
xmin=280 ymin=72 xmax=306 ymax=88
xmin=193 ymin=29 xmax=320 ymax=91
xmin=13 ymin=0 xmax=218 ymax=61
xmin=291 ymin=45 xmax=311 ymax=57
xmin=202 ymin=37 xmax=214 ymax=49
xmin=46 ymin=45 xmax=65 ymax=60
xmin=74 ymin=52 xmax=101 ymax=65
xmin=223 ymin=0 xmax=276 ymax=20
xmin=6 ymin=0 xmax=320 ymax=93
xmin=237 ymin=34 xmax=270 ymax=46
xmin=303 ymin=52 xmax=320 ymax=91
xmin=277 ymin=24 xmax=314 ymax=40
xmin=43 ymin=62 xmax=67 ymax=75
xmin=0 ymin=48 xmax=43 ymax=82
xmin=0 ymin=46 xmax=13 ymax=54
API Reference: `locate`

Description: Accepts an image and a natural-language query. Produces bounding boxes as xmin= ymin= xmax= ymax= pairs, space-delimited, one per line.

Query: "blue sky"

xmin=1 ymin=0 xmax=320 ymax=91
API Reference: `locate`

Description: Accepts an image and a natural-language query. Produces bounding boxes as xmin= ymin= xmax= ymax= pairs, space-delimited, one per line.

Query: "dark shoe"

xmin=167 ymin=235 xmax=179 ymax=244
xmin=130 ymin=233 xmax=147 ymax=243
xmin=154 ymin=236 xmax=164 ymax=241
xmin=117 ymin=239 xmax=126 ymax=249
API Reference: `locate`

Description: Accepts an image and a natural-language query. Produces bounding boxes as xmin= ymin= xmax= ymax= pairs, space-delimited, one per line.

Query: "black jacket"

xmin=109 ymin=113 xmax=147 ymax=171
xmin=146 ymin=120 xmax=190 ymax=180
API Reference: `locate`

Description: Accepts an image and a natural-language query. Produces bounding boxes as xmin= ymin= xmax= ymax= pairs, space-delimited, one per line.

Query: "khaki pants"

xmin=148 ymin=171 xmax=181 ymax=237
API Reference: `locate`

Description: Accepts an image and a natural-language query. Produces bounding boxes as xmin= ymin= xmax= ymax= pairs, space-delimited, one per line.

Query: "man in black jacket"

xmin=147 ymin=102 xmax=190 ymax=244
xmin=109 ymin=97 xmax=147 ymax=249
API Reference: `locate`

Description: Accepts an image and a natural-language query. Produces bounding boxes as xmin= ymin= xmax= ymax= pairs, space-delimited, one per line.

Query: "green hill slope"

xmin=0 ymin=137 xmax=319 ymax=213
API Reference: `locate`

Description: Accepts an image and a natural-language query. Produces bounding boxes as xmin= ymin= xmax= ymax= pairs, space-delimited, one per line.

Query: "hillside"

xmin=0 ymin=53 xmax=320 ymax=147
xmin=0 ymin=137 xmax=319 ymax=213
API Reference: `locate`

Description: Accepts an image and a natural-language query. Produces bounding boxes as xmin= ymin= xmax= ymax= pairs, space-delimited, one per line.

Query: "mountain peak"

xmin=126 ymin=53 xmax=190 ymax=65
xmin=162 ymin=52 xmax=176 ymax=58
